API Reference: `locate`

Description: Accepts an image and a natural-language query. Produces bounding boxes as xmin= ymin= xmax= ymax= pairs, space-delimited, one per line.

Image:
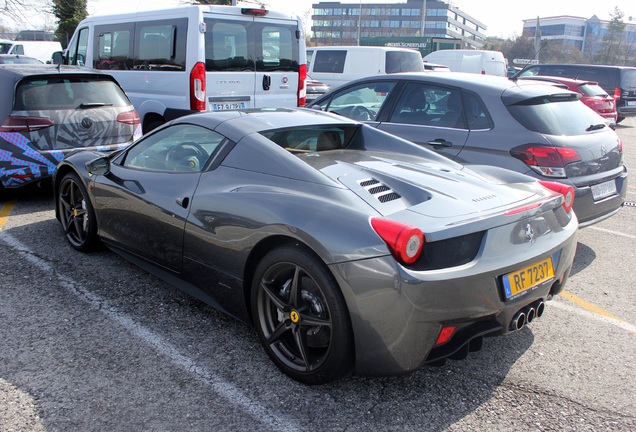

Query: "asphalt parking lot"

xmin=1 ymin=118 xmax=635 ymax=431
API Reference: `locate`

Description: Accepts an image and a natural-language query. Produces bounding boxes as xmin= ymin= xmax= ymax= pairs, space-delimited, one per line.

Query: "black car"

xmin=307 ymin=72 xmax=627 ymax=227
xmin=518 ymin=64 xmax=636 ymax=123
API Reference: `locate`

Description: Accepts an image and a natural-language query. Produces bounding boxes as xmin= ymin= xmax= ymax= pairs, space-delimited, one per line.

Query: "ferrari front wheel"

xmin=252 ymin=245 xmax=354 ymax=385
xmin=58 ymin=172 xmax=99 ymax=251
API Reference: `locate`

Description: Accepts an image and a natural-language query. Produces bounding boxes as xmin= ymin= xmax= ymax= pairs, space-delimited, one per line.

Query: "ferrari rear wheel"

xmin=252 ymin=245 xmax=354 ymax=385
xmin=58 ymin=172 xmax=99 ymax=251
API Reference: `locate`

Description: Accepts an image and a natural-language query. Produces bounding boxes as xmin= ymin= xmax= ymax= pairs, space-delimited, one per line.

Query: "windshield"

xmin=0 ymin=43 xmax=11 ymax=54
xmin=507 ymin=98 xmax=607 ymax=135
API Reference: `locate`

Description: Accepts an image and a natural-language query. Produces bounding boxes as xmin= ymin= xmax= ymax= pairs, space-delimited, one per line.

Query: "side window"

xmin=391 ymin=83 xmax=466 ymax=129
xmin=313 ymin=50 xmax=346 ymax=73
xmin=134 ymin=19 xmax=187 ymax=71
xmin=123 ymin=124 xmax=225 ymax=173
xmin=325 ymin=81 xmax=397 ymax=121
xmin=13 ymin=45 xmax=24 ymax=55
xmin=95 ymin=25 xmax=133 ymax=70
xmin=463 ymin=92 xmax=493 ymax=130
xmin=205 ymin=21 xmax=250 ymax=72
xmin=68 ymin=27 xmax=89 ymax=66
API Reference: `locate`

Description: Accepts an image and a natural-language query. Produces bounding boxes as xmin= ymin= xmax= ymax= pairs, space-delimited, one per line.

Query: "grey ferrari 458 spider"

xmin=54 ymin=108 xmax=578 ymax=384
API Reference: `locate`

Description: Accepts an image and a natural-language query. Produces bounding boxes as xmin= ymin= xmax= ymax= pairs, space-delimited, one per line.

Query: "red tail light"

xmin=116 ymin=109 xmax=140 ymax=125
xmin=0 ymin=116 xmax=54 ymax=132
xmin=613 ymin=87 xmax=621 ymax=101
xmin=371 ymin=218 xmax=424 ymax=265
xmin=190 ymin=61 xmax=206 ymax=111
xmin=298 ymin=63 xmax=307 ymax=107
xmin=539 ymin=180 xmax=575 ymax=213
xmin=510 ymin=145 xmax=581 ymax=178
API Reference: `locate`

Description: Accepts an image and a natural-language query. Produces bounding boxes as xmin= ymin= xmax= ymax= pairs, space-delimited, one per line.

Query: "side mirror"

xmin=52 ymin=51 xmax=64 ymax=65
xmin=86 ymin=156 xmax=110 ymax=176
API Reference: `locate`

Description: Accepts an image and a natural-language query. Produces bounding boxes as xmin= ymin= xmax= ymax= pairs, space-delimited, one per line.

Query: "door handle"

xmin=262 ymin=75 xmax=271 ymax=91
xmin=427 ymin=139 xmax=453 ymax=148
xmin=176 ymin=197 xmax=190 ymax=209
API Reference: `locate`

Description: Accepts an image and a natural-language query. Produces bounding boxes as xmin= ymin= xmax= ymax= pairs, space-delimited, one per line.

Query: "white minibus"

xmin=62 ymin=5 xmax=307 ymax=132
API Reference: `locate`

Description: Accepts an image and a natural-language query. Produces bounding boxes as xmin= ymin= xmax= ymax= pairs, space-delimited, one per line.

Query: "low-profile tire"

xmin=251 ymin=245 xmax=354 ymax=385
xmin=57 ymin=172 xmax=99 ymax=252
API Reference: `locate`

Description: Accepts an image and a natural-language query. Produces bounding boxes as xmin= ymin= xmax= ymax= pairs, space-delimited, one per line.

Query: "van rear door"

xmin=203 ymin=11 xmax=302 ymax=111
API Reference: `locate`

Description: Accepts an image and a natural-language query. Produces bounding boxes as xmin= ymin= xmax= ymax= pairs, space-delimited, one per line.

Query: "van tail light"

xmin=371 ymin=217 xmax=424 ymax=265
xmin=298 ymin=63 xmax=307 ymax=107
xmin=116 ymin=109 xmax=140 ymax=125
xmin=0 ymin=116 xmax=54 ymax=133
xmin=510 ymin=144 xmax=581 ymax=178
xmin=538 ymin=180 xmax=575 ymax=213
xmin=242 ymin=8 xmax=268 ymax=16
xmin=190 ymin=61 xmax=206 ymax=111
xmin=613 ymin=87 xmax=621 ymax=101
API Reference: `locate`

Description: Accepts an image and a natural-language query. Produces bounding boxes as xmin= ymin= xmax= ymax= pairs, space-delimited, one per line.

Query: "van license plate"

xmin=213 ymin=102 xmax=245 ymax=111
xmin=591 ymin=180 xmax=617 ymax=200
xmin=502 ymin=257 xmax=554 ymax=299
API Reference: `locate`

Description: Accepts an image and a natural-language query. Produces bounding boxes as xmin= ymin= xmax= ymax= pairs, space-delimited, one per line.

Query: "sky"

xmin=4 ymin=0 xmax=636 ymax=39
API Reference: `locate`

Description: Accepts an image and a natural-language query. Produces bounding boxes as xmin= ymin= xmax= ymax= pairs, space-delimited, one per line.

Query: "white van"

xmin=422 ymin=50 xmax=506 ymax=77
xmin=0 ymin=40 xmax=63 ymax=63
xmin=306 ymin=46 xmax=424 ymax=88
xmin=62 ymin=5 xmax=307 ymax=132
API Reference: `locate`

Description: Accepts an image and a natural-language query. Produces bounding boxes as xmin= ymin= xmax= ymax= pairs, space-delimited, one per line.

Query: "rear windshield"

xmin=385 ymin=51 xmax=424 ymax=74
xmin=260 ymin=125 xmax=358 ymax=153
xmin=507 ymin=97 xmax=607 ymax=135
xmin=14 ymin=76 xmax=130 ymax=111
xmin=578 ymin=83 xmax=608 ymax=97
xmin=0 ymin=43 xmax=11 ymax=54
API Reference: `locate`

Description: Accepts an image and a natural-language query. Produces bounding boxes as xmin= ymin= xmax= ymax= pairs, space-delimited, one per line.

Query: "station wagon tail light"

xmin=190 ymin=61 xmax=206 ymax=111
xmin=242 ymin=8 xmax=268 ymax=16
xmin=0 ymin=115 xmax=54 ymax=132
xmin=116 ymin=109 xmax=140 ymax=125
xmin=371 ymin=218 xmax=424 ymax=265
xmin=298 ymin=64 xmax=307 ymax=107
xmin=510 ymin=144 xmax=581 ymax=178
xmin=538 ymin=180 xmax=575 ymax=213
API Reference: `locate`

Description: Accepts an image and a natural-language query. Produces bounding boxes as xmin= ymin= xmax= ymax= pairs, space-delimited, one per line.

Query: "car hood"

xmin=297 ymin=150 xmax=540 ymax=219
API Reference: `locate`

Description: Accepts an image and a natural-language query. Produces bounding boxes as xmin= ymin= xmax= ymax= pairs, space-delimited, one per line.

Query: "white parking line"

xmin=589 ymin=226 xmax=636 ymax=240
xmin=0 ymin=231 xmax=298 ymax=432
xmin=551 ymin=300 xmax=636 ymax=335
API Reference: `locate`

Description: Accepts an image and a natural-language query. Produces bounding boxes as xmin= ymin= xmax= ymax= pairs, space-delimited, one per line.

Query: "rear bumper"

xmin=571 ymin=166 xmax=628 ymax=228
xmin=331 ymin=210 xmax=578 ymax=377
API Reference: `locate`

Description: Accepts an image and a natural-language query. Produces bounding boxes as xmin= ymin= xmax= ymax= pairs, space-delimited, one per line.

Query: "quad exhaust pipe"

xmin=509 ymin=300 xmax=545 ymax=331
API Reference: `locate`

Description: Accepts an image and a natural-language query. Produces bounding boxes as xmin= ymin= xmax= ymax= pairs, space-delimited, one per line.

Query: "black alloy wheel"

xmin=58 ymin=172 xmax=99 ymax=251
xmin=252 ymin=245 xmax=354 ymax=385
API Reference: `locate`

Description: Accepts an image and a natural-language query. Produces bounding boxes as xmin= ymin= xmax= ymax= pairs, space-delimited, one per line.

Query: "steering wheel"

xmin=166 ymin=141 xmax=207 ymax=171
xmin=350 ymin=105 xmax=374 ymax=121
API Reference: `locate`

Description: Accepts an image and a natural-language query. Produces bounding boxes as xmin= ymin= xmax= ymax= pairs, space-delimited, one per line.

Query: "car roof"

xmin=320 ymin=72 xmax=573 ymax=99
xmin=0 ymin=64 xmax=109 ymax=79
xmin=173 ymin=108 xmax=355 ymax=141
xmin=519 ymin=75 xmax=598 ymax=86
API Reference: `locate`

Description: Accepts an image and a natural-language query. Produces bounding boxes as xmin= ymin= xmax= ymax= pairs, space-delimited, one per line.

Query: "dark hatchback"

xmin=307 ymin=72 xmax=627 ymax=227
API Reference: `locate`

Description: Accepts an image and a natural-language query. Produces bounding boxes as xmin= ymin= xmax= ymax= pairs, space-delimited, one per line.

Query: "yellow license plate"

xmin=502 ymin=257 xmax=554 ymax=299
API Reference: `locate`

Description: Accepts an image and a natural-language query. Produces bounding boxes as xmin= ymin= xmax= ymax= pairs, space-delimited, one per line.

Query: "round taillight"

xmin=371 ymin=218 xmax=424 ymax=265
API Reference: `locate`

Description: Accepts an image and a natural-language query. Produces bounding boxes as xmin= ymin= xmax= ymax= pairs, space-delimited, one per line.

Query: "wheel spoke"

xmin=72 ymin=217 xmax=86 ymax=241
xmin=289 ymin=265 xmax=301 ymax=309
xmin=292 ymin=326 xmax=311 ymax=370
xmin=299 ymin=315 xmax=331 ymax=328
xmin=266 ymin=321 xmax=289 ymax=346
xmin=260 ymin=281 xmax=287 ymax=310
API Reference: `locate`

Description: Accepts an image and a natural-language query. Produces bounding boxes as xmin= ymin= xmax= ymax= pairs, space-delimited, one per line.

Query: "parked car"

xmin=305 ymin=75 xmax=330 ymax=102
xmin=0 ymin=54 xmax=43 ymax=64
xmin=517 ymin=64 xmax=636 ymax=123
xmin=54 ymin=107 xmax=578 ymax=384
xmin=422 ymin=50 xmax=507 ymax=76
xmin=518 ymin=75 xmax=618 ymax=128
xmin=307 ymin=72 xmax=627 ymax=227
xmin=0 ymin=65 xmax=141 ymax=194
